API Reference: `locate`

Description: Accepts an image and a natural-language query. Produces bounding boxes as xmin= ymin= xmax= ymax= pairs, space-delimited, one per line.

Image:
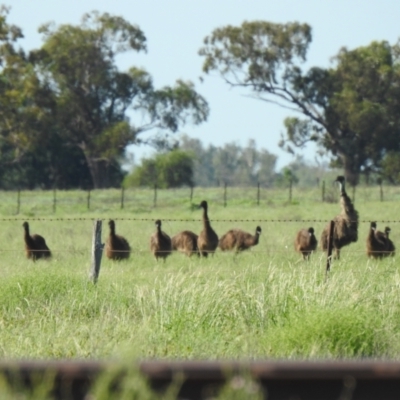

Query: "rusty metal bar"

xmin=1 ymin=360 xmax=400 ymax=399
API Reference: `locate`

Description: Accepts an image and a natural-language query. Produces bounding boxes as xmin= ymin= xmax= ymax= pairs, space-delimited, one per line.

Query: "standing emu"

xmin=384 ymin=227 xmax=396 ymax=257
xmin=150 ymin=219 xmax=172 ymax=261
xmin=171 ymin=230 xmax=199 ymax=257
xmin=219 ymin=226 xmax=262 ymax=253
xmin=22 ymin=221 xmax=51 ymax=261
xmin=366 ymin=222 xmax=387 ymax=259
xmin=320 ymin=176 xmax=359 ymax=259
xmin=295 ymin=227 xmax=318 ymax=260
xmin=197 ymin=200 xmax=219 ymax=257
xmin=105 ymin=220 xmax=131 ymax=260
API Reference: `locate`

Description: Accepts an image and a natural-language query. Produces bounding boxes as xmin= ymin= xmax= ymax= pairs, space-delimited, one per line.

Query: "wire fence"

xmin=2 ymin=182 xmax=400 ymax=215
xmin=4 ymin=218 xmax=397 ymax=258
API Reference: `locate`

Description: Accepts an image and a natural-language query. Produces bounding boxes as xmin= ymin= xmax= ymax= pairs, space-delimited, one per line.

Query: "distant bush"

xmin=124 ymin=150 xmax=194 ymax=188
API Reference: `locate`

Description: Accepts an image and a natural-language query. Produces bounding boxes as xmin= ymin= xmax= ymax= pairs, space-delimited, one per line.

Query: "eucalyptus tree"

xmin=199 ymin=21 xmax=400 ymax=185
xmin=0 ymin=6 xmax=72 ymax=188
xmin=32 ymin=11 xmax=209 ymax=188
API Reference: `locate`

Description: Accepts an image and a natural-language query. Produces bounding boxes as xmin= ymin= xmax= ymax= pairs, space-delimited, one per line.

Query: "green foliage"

xmin=32 ymin=12 xmax=208 ymax=188
xmin=380 ymin=152 xmax=400 ymax=184
xmin=124 ymin=149 xmax=194 ymax=188
xmin=0 ymin=10 xmax=208 ymax=190
xmin=200 ymin=21 xmax=400 ymax=185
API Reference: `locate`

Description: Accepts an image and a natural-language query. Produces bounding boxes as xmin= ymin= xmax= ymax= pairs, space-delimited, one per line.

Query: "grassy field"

xmin=1 ymin=186 xmax=400 ymax=397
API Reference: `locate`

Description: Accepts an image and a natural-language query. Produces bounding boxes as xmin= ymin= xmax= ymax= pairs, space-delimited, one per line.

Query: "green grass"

xmin=1 ymin=187 xmax=400 ymax=396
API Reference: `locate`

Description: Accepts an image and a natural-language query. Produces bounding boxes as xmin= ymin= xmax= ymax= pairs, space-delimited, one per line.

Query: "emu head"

xmin=308 ymin=227 xmax=314 ymax=235
xmin=155 ymin=219 xmax=162 ymax=228
xmin=385 ymin=227 xmax=391 ymax=236
xmin=255 ymin=226 xmax=262 ymax=235
xmin=199 ymin=200 xmax=208 ymax=210
xmin=335 ymin=176 xmax=346 ymax=193
xmin=370 ymin=221 xmax=377 ymax=230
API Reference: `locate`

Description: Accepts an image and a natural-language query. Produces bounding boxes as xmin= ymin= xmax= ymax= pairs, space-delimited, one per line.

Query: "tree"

xmin=0 ymin=6 xmax=57 ymax=188
xmin=30 ymin=11 xmax=209 ymax=188
xmin=380 ymin=152 xmax=400 ymax=185
xmin=124 ymin=149 xmax=194 ymax=188
xmin=179 ymin=134 xmax=217 ymax=186
xmin=179 ymin=135 xmax=277 ymax=187
xmin=199 ymin=21 xmax=400 ymax=185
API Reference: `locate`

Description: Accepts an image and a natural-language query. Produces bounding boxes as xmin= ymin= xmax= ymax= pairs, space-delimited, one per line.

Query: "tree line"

xmin=124 ymin=136 xmax=334 ymax=189
xmin=1 ymin=7 xmax=400 ymax=189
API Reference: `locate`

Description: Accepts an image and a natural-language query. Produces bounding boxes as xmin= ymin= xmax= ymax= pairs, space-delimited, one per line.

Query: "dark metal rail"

xmin=2 ymin=360 xmax=400 ymax=399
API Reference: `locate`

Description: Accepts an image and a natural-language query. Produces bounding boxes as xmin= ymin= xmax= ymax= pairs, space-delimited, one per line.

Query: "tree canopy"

xmin=124 ymin=149 xmax=194 ymax=189
xmin=0 ymin=8 xmax=209 ymax=189
xmin=199 ymin=21 xmax=400 ymax=185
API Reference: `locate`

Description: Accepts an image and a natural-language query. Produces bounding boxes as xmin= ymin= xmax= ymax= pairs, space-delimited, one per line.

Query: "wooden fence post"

xmin=53 ymin=188 xmax=57 ymax=213
xmin=90 ymin=220 xmax=104 ymax=284
xmin=257 ymin=182 xmax=260 ymax=206
xmin=87 ymin=190 xmax=91 ymax=210
xmin=190 ymin=184 xmax=194 ymax=202
xmin=326 ymin=220 xmax=335 ymax=274
xmin=289 ymin=178 xmax=293 ymax=202
xmin=322 ymin=181 xmax=325 ymax=202
xmin=377 ymin=178 xmax=383 ymax=202
xmin=223 ymin=182 xmax=227 ymax=207
xmin=120 ymin=186 xmax=125 ymax=209
xmin=153 ymin=184 xmax=157 ymax=208
xmin=16 ymin=188 xmax=21 ymax=215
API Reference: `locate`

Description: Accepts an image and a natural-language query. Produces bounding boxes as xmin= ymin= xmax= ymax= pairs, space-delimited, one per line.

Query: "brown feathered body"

xmin=366 ymin=222 xmax=387 ymax=259
xmin=197 ymin=200 xmax=219 ymax=257
xmin=295 ymin=227 xmax=318 ymax=260
xmin=150 ymin=219 xmax=172 ymax=261
xmin=23 ymin=221 xmax=51 ymax=261
xmin=105 ymin=220 xmax=131 ymax=260
xmin=321 ymin=176 xmax=359 ymax=259
xmin=219 ymin=226 xmax=262 ymax=253
xmin=171 ymin=230 xmax=199 ymax=257
xmin=384 ymin=227 xmax=395 ymax=257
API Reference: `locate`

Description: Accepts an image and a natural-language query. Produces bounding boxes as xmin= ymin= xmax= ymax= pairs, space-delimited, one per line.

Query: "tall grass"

xmin=1 ymin=186 xmax=400 ymax=360
xmin=1 ymin=187 xmax=400 ymax=396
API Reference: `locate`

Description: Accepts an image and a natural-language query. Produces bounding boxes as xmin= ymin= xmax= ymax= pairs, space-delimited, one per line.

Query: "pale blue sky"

xmin=8 ymin=0 xmax=400 ymax=170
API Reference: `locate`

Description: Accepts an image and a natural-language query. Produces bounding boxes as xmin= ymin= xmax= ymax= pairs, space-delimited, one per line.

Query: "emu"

xmin=320 ymin=176 xmax=359 ymax=259
xmin=22 ymin=221 xmax=51 ymax=261
xmin=219 ymin=226 xmax=262 ymax=253
xmin=171 ymin=230 xmax=199 ymax=257
xmin=384 ymin=227 xmax=395 ymax=257
xmin=105 ymin=220 xmax=131 ymax=260
xmin=197 ymin=200 xmax=219 ymax=257
xmin=295 ymin=227 xmax=318 ymax=260
xmin=366 ymin=221 xmax=387 ymax=259
xmin=150 ymin=219 xmax=172 ymax=261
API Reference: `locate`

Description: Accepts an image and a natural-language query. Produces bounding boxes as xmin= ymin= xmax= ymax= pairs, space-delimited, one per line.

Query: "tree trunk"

xmin=342 ymin=155 xmax=360 ymax=187
xmin=84 ymin=154 xmax=110 ymax=189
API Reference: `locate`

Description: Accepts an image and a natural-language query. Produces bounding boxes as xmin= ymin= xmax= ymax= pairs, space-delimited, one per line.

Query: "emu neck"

xmin=109 ymin=226 xmax=116 ymax=237
xmin=253 ymin=234 xmax=260 ymax=245
xmin=24 ymin=226 xmax=30 ymax=239
xmin=202 ymin=208 xmax=211 ymax=229
xmin=339 ymin=181 xmax=346 ymax=196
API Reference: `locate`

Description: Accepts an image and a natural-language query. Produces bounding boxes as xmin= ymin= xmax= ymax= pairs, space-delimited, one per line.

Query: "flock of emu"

xmin=294 ymin=176 xmax=395 ymax=260
xmin=21 ymin=176 xmax=395 ymax=262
